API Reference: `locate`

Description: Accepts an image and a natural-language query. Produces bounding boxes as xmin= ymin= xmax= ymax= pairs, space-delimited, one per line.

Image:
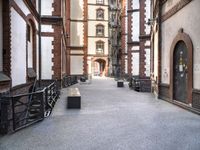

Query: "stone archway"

xmin=170 ymin=29 xmax=193 ymax=104
xmin=92 ymin=57 xmax=108 ymax=77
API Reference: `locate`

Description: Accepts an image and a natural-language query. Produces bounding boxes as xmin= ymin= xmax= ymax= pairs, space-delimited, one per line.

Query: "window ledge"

xmin=0 ymin=72 xmax=10 ymax=82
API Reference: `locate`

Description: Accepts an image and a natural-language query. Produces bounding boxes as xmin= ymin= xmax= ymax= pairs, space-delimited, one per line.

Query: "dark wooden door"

xmin=173 ymin=41 xmax=188 ymax=103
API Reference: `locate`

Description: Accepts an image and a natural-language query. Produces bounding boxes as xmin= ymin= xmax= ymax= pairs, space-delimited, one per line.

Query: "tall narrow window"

xmin=96 ymin=9 xmax=104 ymax=20
xmin=27 ymin=24 xmax=31 ymax=42
xmin=96 ymin=41 xmax=104 ymax=54
xmin=27 ymin=19 xmax=37 ymax=80
xmin=96 ymin=24 xmax=104 ymax=36
xmin=96 ymin=0 xmax=104 ymax=4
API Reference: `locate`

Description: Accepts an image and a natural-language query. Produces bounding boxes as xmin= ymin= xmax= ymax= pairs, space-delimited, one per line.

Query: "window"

xmin=96 ymin=0 xmax=104 ymax=4
xmin=27 ymin=24 xmax=31 ymax=42
xmin=111 ymin=14 xmax=115 ymax=22
xmin=96 ymin=41 xmax=104 ymax=54
xmin=96 ymin=24 xmax=104 ymax=36
xmin=96 ymin=9 xmax=104 ymax=20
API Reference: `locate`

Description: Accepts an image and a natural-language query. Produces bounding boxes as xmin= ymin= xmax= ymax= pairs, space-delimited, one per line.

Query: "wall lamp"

xmin=146 ymin=17 xmax=158 ymax=26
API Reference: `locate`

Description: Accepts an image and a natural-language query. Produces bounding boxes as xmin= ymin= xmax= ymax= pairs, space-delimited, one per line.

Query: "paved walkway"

xmin=1 ymin=77 xmax=200 ymax=150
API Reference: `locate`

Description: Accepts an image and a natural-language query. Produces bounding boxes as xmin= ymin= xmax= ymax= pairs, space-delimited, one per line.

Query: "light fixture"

xmin=146 ymin=17 xmax=158 ymax=26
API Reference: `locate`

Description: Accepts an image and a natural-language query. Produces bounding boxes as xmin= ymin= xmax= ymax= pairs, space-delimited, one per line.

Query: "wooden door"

xmin=173 ymin=41 xmax=188 ymax=103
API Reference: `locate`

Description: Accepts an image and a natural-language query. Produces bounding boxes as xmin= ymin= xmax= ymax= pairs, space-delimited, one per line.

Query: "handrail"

xmin=9 ymin=89 xmax=46 ymax=98
xmin=0 ymin=81 xmax=59 ymax=133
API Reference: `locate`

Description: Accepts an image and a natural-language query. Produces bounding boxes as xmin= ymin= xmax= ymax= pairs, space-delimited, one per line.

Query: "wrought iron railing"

xmin=63 ymin=75 xmax=78 ymax=88
xmin=11 ymin=89 xmax=45 ymax=131
xmin=0 ymin=81 xmax=59 ymax=133
xmin=44 ymin=81 xmax=59 ymax=117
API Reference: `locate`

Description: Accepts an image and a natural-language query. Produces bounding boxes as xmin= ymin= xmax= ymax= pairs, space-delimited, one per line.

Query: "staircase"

xmin=27 ymin=94 xmax=44 ymax=123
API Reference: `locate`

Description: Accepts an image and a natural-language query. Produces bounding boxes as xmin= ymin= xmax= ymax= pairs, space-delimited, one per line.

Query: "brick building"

xmin=0 ymin=0 xmax=68 ymax=134
xmin=127 ymin=0 xmax=151 ymax=79
xmin=151 ymin=0 xmax=200 ymax=112
xmin=68 ymin=0 xmax=109 ymax=77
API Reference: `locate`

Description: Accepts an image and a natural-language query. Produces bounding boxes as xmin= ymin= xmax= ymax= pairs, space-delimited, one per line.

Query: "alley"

xmin=0 ymin=78 xmax=200 ymax=150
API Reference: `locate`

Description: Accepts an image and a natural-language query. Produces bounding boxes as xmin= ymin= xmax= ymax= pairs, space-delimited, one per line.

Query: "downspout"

xmin=38 ymin=0 xmax=41 ymax=87
xmin=158 ymin=0 xmax=162 ymax=97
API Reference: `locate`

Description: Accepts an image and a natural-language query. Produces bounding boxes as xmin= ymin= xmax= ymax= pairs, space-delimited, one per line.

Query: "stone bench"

xmin=67 ymin=88 xmax=81 ymax=109
xmin=117 ymin=80 xmax=124 ymax=87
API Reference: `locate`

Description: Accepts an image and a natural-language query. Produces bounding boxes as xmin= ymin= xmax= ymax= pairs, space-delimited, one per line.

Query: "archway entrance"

xmin=93 ymin=59 xmax=106 ymax=77
xmin=173 ymin=41 xmax=188 ymax=103
xmin=170 ymin=29 xmax=193 ymax=104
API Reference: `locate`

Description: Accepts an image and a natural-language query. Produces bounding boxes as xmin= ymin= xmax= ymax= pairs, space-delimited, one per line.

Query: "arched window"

xmin=96 ymin=41 xmax=104 ymax=54
xmin=96 ymin=24 xmax=104 ymax=36
xmin=96 ymin=9 xmax=104 ymax=20
xmin=96 ymin=0 xmax=104 ymax=4
xmin=27 ymin=17 xmax=37 ymax=80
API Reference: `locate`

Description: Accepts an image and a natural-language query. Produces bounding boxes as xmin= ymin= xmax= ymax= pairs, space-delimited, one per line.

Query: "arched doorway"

xmin=170 ymin=29 xmax=193 ymax=104
xmin=93 ymin=59 xmax=106 ymax=76
xmin=173 ymin=41 xmax=188 ymax=103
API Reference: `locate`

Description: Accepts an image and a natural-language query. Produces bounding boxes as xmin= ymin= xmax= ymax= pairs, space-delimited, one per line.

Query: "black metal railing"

xmin=44 ymin=81 xmax=59 ymax=117
xmin=129 ymin=77 xmax=151 ymax=92
xmin=0 ymin=81 xmax=59 ymax=133
xmin=11 ymin=89 xmax=45 ymax=131
xmin=63 ymin=75 xmax=78 ymax=87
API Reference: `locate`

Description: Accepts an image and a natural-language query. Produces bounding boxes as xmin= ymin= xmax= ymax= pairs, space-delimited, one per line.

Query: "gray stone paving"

xmin=0 ymin=77 xmax=200 ymax=150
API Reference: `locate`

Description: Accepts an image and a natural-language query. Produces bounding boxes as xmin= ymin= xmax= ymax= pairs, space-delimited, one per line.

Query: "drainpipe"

xmin=38 ymin=0 xmax=41 ymax=87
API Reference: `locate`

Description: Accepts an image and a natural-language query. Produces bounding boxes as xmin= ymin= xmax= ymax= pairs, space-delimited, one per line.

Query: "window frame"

xmin=96 ymin=0 xmax=104 ymax=4
xmin=96 ymin=8 xmax=104 ymax=20
xmin=96 ymin=41 xmax=104 ymax=55
xmin=96 ymin=24 xmax=104 ymax=37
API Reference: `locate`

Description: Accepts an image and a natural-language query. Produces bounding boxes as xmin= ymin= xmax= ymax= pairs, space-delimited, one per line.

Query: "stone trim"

xmin=51 ymin=0 xmax=62 ymax=80
xmin=88 ymin=3 xmax=108 ymax=6
xmin=3 ymin=1 xmax=11 ymax=78
xmin=127 ymin=0 xmax=133 ymax=77
xmin=139 ymin=0 xmax=148 ymax=78
xmin=169 ymin=29 xmax=193 ymax=104
xmin=121 ymin=0 xmax=127 ymax=76
xmin=41 ymin=16 xmax=62 ymax=25
xmin=161 ymin=0 xmax=193 ymax=22
xmin=41 ymin=32 xmax=54 ymax=37
xmin=23 ymin=0 xmax=39 ymax=21
xmin=83 ymin=0 xmax=88 ymax=75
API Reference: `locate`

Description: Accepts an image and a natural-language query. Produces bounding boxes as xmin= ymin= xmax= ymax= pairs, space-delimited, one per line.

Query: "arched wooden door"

xmin=173 ymin=41 xmax=188 ymax=103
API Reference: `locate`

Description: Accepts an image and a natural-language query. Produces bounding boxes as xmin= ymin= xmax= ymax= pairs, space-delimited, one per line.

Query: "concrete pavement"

xmin=0 ymin=77 xmax=200 ymax=150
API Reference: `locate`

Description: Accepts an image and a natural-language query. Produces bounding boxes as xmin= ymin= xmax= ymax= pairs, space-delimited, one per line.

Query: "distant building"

xmin=68 ymin=0 xmax=109 ymax=77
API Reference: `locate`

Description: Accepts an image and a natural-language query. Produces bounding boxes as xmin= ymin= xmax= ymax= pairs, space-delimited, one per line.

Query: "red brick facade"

xmin=127 ymin=0 xmax=150 ymax=78
xmin=121 ymin=0 xmax=127 ymax=76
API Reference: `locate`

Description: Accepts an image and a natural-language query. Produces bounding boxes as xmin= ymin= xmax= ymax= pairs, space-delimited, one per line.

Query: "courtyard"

xmin=0 ymin=78 xmax=200 ymax=150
